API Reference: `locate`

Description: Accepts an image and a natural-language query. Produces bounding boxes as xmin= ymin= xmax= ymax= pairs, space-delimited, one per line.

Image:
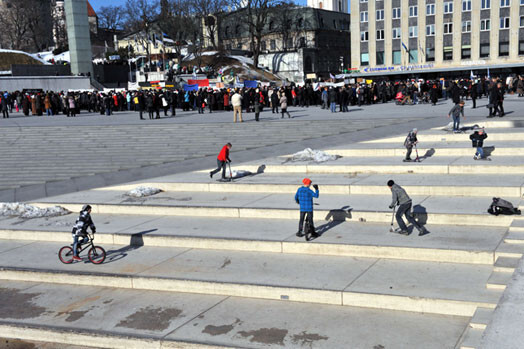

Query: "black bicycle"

xmin=58 ymin=233 xmax=106 ymax=264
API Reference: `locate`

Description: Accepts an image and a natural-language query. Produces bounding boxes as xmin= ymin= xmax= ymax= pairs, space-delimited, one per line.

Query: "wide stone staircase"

xmin=0 ymin=120 xmax=523 ymax=348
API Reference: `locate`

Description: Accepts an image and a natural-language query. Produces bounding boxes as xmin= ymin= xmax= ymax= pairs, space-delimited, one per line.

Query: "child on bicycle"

xmin=295 ymin=178 xmax=319 ymax=238
xmin=72 ymin=205 xmax=96 ymax=261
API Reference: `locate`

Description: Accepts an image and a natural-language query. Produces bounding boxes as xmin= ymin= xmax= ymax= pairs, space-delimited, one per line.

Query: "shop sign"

xmin=363 ymin=66 xmax=395 ymax=73
xmin=398 ymin=64 xmax=434 ymax=71
xmin=460 ymin=60 xmax=487 ymax=66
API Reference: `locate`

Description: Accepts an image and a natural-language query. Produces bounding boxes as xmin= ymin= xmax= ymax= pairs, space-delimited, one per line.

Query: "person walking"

xmin=271 ymin=89 xmax=279 ymax=114
xmin=388 ymin=180 xmax=428 ymax=236
xmin=448 ymin=100 xmax=465 ymax=132
xmin=0 ymin=94 xmax=8 ymax=118
xmin=403 ymin=128 xmax=418 ymax=162
xmin=470 ymin=129 xmax=489 ymax=160
xmin=280 ymin=93 xmax=291 ymax=118
xmin=231 ymin=90 xmax=243 ymax=123
xmin=210 ymin=143 xmax=232 ymax=179
xmin=295 ymin=178 xmax=319 ymax=238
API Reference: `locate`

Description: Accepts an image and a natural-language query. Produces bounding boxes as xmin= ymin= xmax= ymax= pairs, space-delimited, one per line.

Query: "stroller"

xmin=488 ymin=197 xmax=521 ymax=215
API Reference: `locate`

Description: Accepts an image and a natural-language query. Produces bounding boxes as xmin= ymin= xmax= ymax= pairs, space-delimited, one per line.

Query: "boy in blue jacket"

xmin=295 ymin=178 xmax=319 ymax=238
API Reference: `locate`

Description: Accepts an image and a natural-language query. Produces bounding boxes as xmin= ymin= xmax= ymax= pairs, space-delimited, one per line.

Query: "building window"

xmin=393 ymin=50 xmax=401 ymax=64
xmin=481 ymin=19 xmax=491 ymax=31
xmin=299 ymin=37 xmax=306 ymax=48
xmin=392 ymin=27 xmax=401 ymax=39
xmin=361 ymin=31 xmax=369 ymax=41
xmin=481 ymin=0 xmax=491 ymax=9
xmin=361 ymin=53 xmax=369 ymax=66
xmin=499 ymin=41 xmax=510 ymax=56
xmin=500 ymin=0 xmax=510 ymax=7
xmin=444 ymin=2 xmax=453 ymax=13
xmin=519 ymin=40 xmax=524 ymax=55
xmin=409 ymin=49 xmax=418 ymax=63
xmin=426 ymin=24 xmax=436 ymax=36
xmin=521 ymin=16 xmax=524 ymax=27
xmin=426 ymin=4 xmax=435 ymax=15
xmin=461 ymin=47 xmax=471 ymax=59
xmin=261 ymin=41 xmax=266 ymax=51
xmin=269 ymin=21 xmax=274 ymax=30
xmin=376 ymin=51 xmax=385 ymax=65
xmin=500 ymin=17 xmax=510 ymax=29
xmin=480 ymin=43 xmax=490 ymax=57
xmin=409 ymin=26 xmax=418 ymax=37
xmin=360 ymin=0 xmax=368 ymax=2
xmin=377 ymin=29 xmax=385 ymax=40
xmin=443 ymin=48 xmax=453 ymax=60
xmin=463 ymin=0 xmax=472 ymax=11
xmin=297 ymin=18 xmax=304 ymax=28
xmin=376 ymin=9 xmax=384 ymax=21
xmin=360 ymin=11 xmax=368 ymax=22
xmin=270 ymin=40 xmax=276 ymax=50
xmin=462 ymin=21 xmax=471 ymax=32
xmin=521 ymin=0 xmax=524 ymax=4
xmin=426 ymin=47 xmax=435 ymax=62
xmin=444 ymin=22 xmax=453 ymax=34
xmin=392 ymin=8 xmax=401 ymax=19
xmin=409 ymin=6 xmax=418 ymax=17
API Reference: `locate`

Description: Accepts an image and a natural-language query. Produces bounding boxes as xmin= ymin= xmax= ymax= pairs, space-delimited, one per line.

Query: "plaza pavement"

xmin=0 ymin=96 xmax=524 ymax=348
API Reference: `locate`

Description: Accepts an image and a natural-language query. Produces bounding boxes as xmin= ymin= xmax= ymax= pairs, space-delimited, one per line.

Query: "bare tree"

xmin=232 ymin=0 xmax=284 ymax=68
xmin=98 ymin=5 xmax=125 ymax=30
xmin=192 ymin=0 xmax=227 ymax=51
xmin=123 ymin=0 xmax=159 ymax=66
xmin=0 ymin=0 xmax=52 ymax=52
xmin=158 ymin=0 xmax=198 ymax=63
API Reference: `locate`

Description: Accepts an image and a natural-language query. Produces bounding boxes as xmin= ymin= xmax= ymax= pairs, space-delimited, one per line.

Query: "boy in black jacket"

xmin=470 ymin=129 xmax=489 ymax=160
xmin=72 ymin=205 xmax=96 ymax=261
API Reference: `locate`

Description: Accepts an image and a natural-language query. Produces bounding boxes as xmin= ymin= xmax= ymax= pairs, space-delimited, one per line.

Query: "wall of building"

xmin=351 ymin=0 xmax=524 ymax=77
xmin=0 ymin=76 xmax=91 ymax=91
xmin=259 ymin=51 xmax=304 ymax=82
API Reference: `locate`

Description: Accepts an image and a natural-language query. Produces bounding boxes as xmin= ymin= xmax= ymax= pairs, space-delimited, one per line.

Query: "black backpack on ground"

xmin=488 ymin=197 xmax=521 ymax=215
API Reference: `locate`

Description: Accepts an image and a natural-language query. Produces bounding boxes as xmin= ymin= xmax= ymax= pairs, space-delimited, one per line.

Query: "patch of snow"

xmin=229 ymin=56 xmax=254 ymax=67
xmin=231 ymin=170 xmax=252 ymax=179
xmin=0 ymin=202 xmax=71 ymax=219
xmin=126 ymin=186 xmax=163 ymax=198
xmin=202 ymin=51 xmax=218 ymax=56
xmin=291 ymin=148 xmax=340 ymax=163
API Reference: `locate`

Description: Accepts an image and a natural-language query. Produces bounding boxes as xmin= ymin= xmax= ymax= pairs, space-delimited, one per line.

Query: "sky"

xmin=88 ymin=0 xmax=350 ymax=12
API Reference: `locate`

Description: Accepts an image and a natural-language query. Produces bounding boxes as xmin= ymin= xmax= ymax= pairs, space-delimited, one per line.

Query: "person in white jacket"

xmin=231 ymin=90 xmax=243 ymax=123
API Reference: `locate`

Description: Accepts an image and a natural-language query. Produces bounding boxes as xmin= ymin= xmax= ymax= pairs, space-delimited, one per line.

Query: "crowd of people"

xmin=0 ymin=75 xmax=516 ymax=120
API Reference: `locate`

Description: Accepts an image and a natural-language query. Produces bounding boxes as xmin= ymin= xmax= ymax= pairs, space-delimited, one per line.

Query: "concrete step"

xmin=31 ymin=191 xmax=514 ymax=227
xmin=98 ymin=172 xmax=524 ymax=198
xmin=459 ymin=327 xmax=484 ymax=349
xmin=0 ymin=280 xmax=471 ymax=349
xmin=363 ymin=129 xmax=524 ymax=143
xmin=221 ymin=155 xmax=524 ymax=175
xmin=0 ymin=241 xmax=503 ymax=316
xmin=495 ymin=243 xmax=524 ymax=259
xmin=504 ymin=231 xmax=524 ymax=244
xmin=0 ymin=215 xmax=507 ymax=264
xmin=486 ymin=271 xmax=514 ymax=290
xmin=469 ymin=307 xmax=494 ymax=330
xmin=461 ymin=120 xmax=524 ymax=129
xmin=494 ymin=257 xmax=521 ymax=272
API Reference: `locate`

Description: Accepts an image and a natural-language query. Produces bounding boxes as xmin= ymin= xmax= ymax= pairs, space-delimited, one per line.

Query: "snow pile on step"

xmin=231 ymin=170 xmax=252 ymax=179
xmin=0 ymin=203 xmax=71 ymax=218
xmin=291 ymin=148 xmax=339 ymax=163
xmin=126 ymin=186 xmax=163 ymax=198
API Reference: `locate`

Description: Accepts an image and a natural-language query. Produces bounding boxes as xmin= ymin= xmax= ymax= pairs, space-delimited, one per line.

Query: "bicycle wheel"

xmin=58 ymin=246 xmax=74 ymax=264
xmin=88 ymin=246 xmax=106 ymax=264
